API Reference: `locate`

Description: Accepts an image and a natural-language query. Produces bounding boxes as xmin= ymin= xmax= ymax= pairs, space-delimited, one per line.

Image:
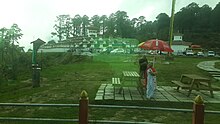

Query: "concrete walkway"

xmin=197 ymin=60 xmax=220 ymax=80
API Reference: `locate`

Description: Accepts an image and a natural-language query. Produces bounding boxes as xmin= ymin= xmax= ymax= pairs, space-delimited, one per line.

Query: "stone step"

xmin=208 ymin=70 xmax=220 ymax=73
xmin=214 ymin=77 xmax=220 ymax=80
xmin=209 ymin=72 xmax=220 ymax=75
xmin=212 ymin=75 xmax=220 ymax=77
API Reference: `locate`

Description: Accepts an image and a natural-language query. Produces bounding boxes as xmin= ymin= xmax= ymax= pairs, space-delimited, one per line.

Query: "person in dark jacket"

xmin=139 ymin=55 xmax=148 ymax=79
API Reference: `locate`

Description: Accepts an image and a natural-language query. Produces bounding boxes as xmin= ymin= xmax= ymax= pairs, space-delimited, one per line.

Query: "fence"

xmin=0 ymin=90 xmax=220 ymax=124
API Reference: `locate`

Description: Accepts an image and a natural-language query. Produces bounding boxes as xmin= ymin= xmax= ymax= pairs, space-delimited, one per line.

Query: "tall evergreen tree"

xmin=82 ymin=15 xmax=90 ymax=36
xmin=211 ymin=2 xmax=220 ymax=32
xmin=53 ymin=15 xmax=71 ymax=42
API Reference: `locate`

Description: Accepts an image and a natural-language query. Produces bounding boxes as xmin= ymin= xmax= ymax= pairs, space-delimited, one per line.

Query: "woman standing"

xmin=146 ymin=63 xmax=157 ymax=99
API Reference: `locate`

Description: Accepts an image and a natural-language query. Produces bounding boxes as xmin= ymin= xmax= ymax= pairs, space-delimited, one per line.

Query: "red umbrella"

xmin=139 ymin=39 xmax=174 ymax=52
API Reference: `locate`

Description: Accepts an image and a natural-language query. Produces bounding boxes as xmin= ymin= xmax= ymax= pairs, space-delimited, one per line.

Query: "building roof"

xmin=191 ymin=45 xmax=201 ymax=48
xmin=87 ymin=26 xmax=99 ymax=30
xmin=173 ymin=33 xmax=184 ymax=36
xmin=172 ymin=41 xmax=192 ymax=46
xmin=31 ymin=38 xmax=45 ymax=44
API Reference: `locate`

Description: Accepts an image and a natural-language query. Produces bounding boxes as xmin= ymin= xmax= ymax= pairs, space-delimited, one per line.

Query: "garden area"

xmin=0 ymin=53 xmax=220 ymax=124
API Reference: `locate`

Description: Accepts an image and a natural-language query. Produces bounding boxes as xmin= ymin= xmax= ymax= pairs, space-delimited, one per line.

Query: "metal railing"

xmin=0 ymin=91 xmax=220 ymax=124
xmin=0 ymin=103 xmax=79 ymax=123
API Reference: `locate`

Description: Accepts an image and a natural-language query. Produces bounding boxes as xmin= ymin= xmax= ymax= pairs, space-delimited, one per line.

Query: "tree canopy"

xmin=51 ymin=2 xmax=220 ymax=50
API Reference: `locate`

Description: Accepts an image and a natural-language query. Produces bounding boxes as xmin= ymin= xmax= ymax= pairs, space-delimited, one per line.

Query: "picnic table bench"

xmin=171 ymin=80 xmax=190 ymax=89
xmin=172 ymin=74 xmax=214 ymax=97
xmin=112 ymin=77 xmax=122 ymax=94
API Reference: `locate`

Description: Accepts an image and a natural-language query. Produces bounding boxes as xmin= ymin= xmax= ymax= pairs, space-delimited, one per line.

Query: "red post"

xmin=79 ymin=90 xmax=89 ymax=124
xmin=192 ymin=95 xmax=204 ymax=124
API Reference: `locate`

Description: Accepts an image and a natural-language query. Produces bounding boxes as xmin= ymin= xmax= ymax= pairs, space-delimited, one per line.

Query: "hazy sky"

xmin=0 ymin=0 xmax=219 ymax=50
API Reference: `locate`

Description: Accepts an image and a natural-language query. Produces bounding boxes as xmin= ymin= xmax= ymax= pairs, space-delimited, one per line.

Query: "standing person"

xmin=139 ymin=55 xmax=148 ymax=79
xmin=146 ymin=63 xmax=157 ymax=99
xmin=139 ymin=55 xmax=148 ymax=95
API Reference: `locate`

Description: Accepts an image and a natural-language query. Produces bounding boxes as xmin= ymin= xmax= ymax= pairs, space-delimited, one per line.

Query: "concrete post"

xmin=32 ymin=64 xmax=41 ymax=88
xmin=192 ymin=95 xmax=204 ymax=124
xmin=31 ymin=39 xmax=45 ymax=88
xmin=79 ymin=90 xmax=88 ymax=124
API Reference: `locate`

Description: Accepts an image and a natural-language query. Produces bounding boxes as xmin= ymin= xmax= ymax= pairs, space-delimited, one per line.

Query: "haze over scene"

xmin=0 ymin=0 xmax=219 ymax=51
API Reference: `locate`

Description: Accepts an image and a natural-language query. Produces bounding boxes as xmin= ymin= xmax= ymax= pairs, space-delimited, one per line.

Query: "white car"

xmin=81 ymin=52 xmax=93 ymax=56
xmin=197 ymin=52 xmax=204 ymax=57
xmin=186 ymin=50 xmax=194 ymax=56
xmin=208 ymin=51 xmax=215 ymax=57
xmin=110 ymin=48 xmax=125 ymax=54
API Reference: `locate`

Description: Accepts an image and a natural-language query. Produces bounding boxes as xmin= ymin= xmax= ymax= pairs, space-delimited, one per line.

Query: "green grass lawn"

xmin=215 ymin=61 xmax=220 ymax=69
xmin=0 ymin=54 xmax=219 ymax=124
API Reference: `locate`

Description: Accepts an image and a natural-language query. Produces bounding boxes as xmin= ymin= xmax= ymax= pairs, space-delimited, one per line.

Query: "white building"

xmin=171 ymin=33 xmax=192 ymax=55
xmin=87 ymin=29 xmax=97 ymax=37
xmin=173 ymin=33 xmax=183 ymax=41
xmin=84 ymin=27 xmax=98 ymax=37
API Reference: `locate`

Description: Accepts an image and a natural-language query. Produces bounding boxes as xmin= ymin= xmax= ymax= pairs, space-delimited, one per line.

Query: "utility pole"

xmin=169 ymin=0 xmax=176 ymax=47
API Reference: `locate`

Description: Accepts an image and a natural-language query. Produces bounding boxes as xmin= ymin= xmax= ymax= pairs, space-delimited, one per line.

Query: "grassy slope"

xmin=0 ymin=54 xmax=219 ymax=124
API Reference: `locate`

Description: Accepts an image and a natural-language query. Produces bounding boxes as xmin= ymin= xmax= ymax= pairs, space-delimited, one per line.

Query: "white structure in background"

xmin=173 ymin=34 xmax=183 ymax=41
xmin=38 ymin=48 xmax=70 ymax=52
xmin=38 ymin=36 xmax=92 ymax=53
xmin=87 ymin=27 xmax=98 ymax=37
xmin=78 ymin=27 xmax=98 ymax=37
xmin=171 ymin=33 xmax=192 ymax=55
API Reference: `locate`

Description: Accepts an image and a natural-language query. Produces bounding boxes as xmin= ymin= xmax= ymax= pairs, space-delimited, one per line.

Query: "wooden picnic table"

xmin=172 ymin=74 xmax=214 ymax=97
xmin=122 ymin=71 xmax=140 ymax=78
xmin=112 ymin=71 xmax=140 ymax=94
xmin=122 ymin=71 xmax=140 ymax=85
xmin=122 ymin=71 xmax=142 ymax=94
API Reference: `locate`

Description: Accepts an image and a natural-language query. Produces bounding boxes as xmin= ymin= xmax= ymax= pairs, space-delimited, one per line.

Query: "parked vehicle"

xmin=177 ymin=51 xmax=184 ymax=56
xmin=81 ymin=52 xmax=93 ymax=56
xmin=186 ymin=50 xmax=194 ymax=56
xmin=110 ymin=48 xmax=125 ymax=54
xmin=197 ymin=52 xmax=204 ymax=57
xmin=208 ymin=51 xmax=215 ymax=57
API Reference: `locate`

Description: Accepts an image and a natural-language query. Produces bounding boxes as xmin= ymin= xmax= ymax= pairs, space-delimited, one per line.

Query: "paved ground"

xmin=95 ymin=60 xmax=220 ymax=103
xmin=197 ymin=60 xmax=220 ymax=80
xmin=95 ymin=84 xmax=220 ymax=103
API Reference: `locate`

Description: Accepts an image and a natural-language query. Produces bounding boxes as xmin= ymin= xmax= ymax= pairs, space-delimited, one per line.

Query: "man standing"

xmin=139 ymin=55 xmax=148 ymax=79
